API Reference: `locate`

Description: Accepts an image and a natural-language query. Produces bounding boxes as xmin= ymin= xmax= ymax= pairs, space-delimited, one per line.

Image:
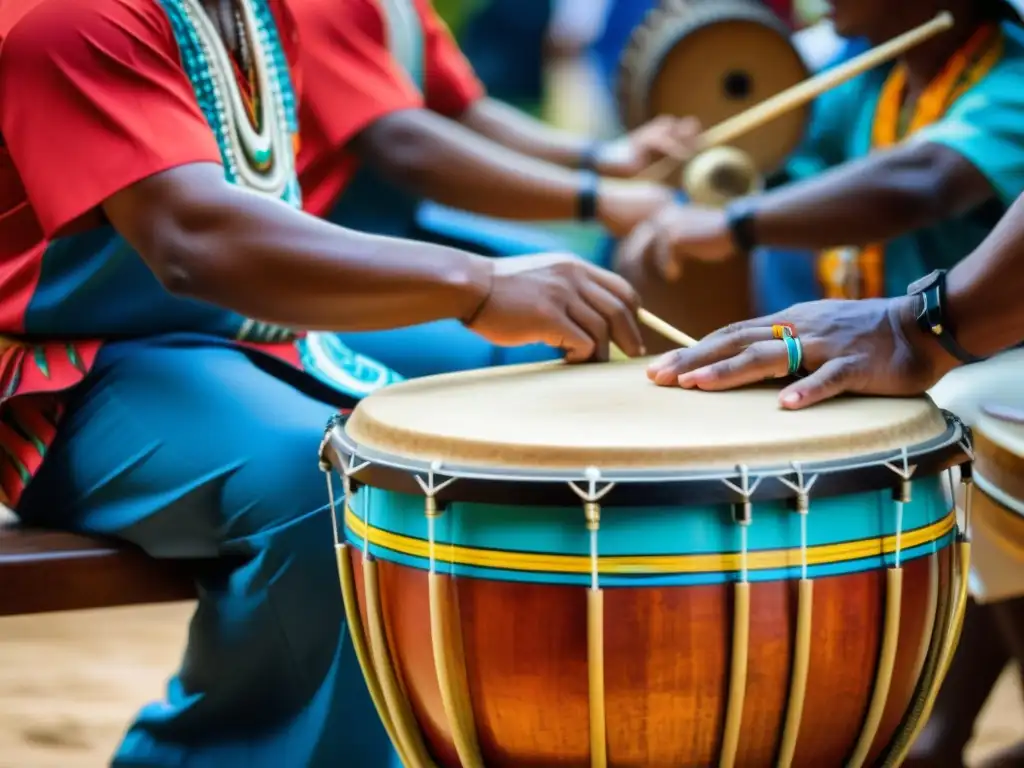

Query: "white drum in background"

xmin=929 ymin=348 xmax=1024 ymax=603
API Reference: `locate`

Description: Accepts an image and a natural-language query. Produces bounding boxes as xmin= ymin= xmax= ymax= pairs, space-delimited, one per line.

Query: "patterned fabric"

xmin=0 ymin=0 xmax=400 ymax=505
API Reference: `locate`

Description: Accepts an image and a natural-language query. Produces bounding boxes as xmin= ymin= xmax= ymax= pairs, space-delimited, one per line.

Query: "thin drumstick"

xmin=639 ymin=308 xmax=698 ymax=348
xmin=633 ymin=11 xmax=954 ymax=182
xmin=608 ymin=309 xmax=696 ymax=361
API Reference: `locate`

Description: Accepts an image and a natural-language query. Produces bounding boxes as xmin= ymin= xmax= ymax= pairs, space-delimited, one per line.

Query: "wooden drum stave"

xmin=321 ymin=359 xmax=975 ymax=767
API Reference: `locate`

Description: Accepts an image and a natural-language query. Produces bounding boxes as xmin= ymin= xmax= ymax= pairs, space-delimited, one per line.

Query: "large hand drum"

xmin=321 ymin=360 xmax=972 ymax=768
xmin=930 ymin=349 xmax=1024 ymax=604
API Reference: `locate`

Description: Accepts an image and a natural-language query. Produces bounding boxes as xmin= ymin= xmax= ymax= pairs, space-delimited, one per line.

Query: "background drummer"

xmin=290 ymin=0 xmax=696 ymax=377
xmin=648 ymin=180 xmax=1024 ymax=768
xmin=619 ymin=0 xmax=1024 ymax=318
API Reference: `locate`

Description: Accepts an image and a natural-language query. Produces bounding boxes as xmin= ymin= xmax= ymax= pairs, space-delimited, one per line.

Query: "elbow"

xmin=356 ymin=110 xmax=444 ymax=192
xmin=142 ymin=214 xmax=230 ymax=301
xmin=882 ymin=142 xmax=988 ymax=224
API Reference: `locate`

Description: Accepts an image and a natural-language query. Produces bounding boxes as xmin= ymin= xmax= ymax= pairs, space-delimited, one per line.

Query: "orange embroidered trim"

xmin=818 ymin=24 xmax=1003 ymax=300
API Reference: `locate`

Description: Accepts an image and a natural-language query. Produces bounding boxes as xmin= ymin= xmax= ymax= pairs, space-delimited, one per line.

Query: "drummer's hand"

xmin=464 ymin=253 xmax=645 ymax=363
xmin=645 ymin=296 xmax=957 ymax=409
xmin=616 ymin=203 xmax=733 ymax=282
xmin=596 ymin=116 xmax=701 ymax=179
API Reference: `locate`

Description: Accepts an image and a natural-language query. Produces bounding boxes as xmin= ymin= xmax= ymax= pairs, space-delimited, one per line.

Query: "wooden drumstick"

xmin=633 ymin=11 xmax=955 ymax=182
xmin=609 ymin=309 xmax=698 ymax=360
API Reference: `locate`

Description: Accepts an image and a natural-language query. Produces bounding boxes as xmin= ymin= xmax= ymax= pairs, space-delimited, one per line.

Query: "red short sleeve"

xmin=294 ymin=0 xmax=423 ymax=154
xmin=0 ymin=0 xmax=222 ymax=237
xmin=417 ymin=1 xmax=485 ymax=118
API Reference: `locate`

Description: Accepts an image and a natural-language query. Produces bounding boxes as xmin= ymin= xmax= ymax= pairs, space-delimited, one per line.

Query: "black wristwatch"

xmin=907 ymin=269 xmax=984 ymax=365
xmin=724 ymin=198 xmax=758 ymax=255
xmin=577 ymin=170 xmax=599 ymax=222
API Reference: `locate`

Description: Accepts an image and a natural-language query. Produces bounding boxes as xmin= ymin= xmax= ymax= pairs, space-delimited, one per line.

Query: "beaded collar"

xmin=158 ymin=0 xmax=302 ymax=207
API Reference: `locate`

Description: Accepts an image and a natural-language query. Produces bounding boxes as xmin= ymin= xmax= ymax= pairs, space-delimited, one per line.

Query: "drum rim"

xmin=322 ymin=412 xmax=969 ymax=508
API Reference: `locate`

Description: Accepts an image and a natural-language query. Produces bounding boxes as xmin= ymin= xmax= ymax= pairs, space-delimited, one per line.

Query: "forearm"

xmin=459 ymin=97 xmax=591 ymax=169
xmin=114 ymin=169 xmax=490 ymax=332
xmin=360 ymin=109 xmax=586 ymax=220
xmin=750 ymin=143 xmax=992 ymax=250
xmin=945 ymin=193 xmax=1024 ymax=357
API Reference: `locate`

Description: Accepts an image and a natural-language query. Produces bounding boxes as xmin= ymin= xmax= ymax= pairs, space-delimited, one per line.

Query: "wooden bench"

xmin=0 ymin=513 xmax=196 ymax=616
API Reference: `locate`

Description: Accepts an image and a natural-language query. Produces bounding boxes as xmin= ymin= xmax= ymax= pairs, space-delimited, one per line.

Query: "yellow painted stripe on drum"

xmin=345 ymin=508 xmax=956 ymax=575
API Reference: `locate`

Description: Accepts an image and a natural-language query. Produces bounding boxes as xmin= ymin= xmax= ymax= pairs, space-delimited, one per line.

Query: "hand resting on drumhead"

xmin=647 ymin=189 xmax=1024 ymax=408
xmin=647 ymin=298 xmax=946 ymax=408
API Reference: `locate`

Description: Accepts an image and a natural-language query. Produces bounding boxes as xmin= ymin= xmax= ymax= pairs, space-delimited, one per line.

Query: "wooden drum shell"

xmin=328 ymin=363 xmax=968 ymax=767
xmin=343 ymin=545 xmax=951 ymax=767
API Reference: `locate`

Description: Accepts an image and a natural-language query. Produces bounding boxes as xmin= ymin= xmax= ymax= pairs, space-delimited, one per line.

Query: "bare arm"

xmin=749 ymin=141 xmax=995 ymax=248
xmin=353 ymin=108 xmax=672 ymax=236
xmin=458 ymin=97 xmax=594 ymax=169
xmin=945 ymin=190 xmax=1024 ymax=358
xmin=104 ymin=162 xmax=493 ymax=332
xmin=638 ymin=141 xmax=1001 ymax=271
xmin=103 ymin=162 xmax=646 ymax=361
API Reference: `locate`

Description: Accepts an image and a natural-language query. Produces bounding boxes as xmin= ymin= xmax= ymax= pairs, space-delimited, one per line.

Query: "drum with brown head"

xmin=322 ymin=358 xmax=972 ymax=767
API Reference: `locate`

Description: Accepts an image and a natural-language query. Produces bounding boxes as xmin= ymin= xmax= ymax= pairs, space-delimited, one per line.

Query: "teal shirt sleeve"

xmin=915 ymin=41 xmax=1024 ymax=207
xmin=782 ymin=86 xmax=854 ymax=182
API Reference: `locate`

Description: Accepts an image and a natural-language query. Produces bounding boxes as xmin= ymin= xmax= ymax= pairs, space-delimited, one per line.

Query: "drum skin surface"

xmin=337 ymin=360 xmax=962 ymax=767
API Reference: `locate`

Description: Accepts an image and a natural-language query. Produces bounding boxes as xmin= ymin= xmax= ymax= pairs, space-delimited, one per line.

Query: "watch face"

xmin=907 ymin=269 xmax=941 ymax=296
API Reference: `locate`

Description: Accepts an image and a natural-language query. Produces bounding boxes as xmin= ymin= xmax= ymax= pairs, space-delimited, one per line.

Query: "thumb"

xmin=654 ymin=228 xmax=683 ymax=283
xmin=778 ymin=357 xmax=862 ymax=410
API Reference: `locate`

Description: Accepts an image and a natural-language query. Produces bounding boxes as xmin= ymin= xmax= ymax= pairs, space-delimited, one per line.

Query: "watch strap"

xmin=913 ymin=271 xmax=984 ymax=365
xmin=577 ymin=171 xmax=599 ymax=222
xmin=724 ymin=198 xmax=758 ymax=255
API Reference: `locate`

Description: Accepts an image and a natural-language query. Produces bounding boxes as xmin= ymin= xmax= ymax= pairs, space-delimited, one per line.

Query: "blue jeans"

xmin=15 ymin=331 xmax=545 ymax=766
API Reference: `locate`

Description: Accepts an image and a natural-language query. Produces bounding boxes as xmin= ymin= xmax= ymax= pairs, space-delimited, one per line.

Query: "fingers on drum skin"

xmin=566 ymin=298 xmax=609 ymax=362
xmin=780 ymin=357 xmax=863 ymax=409
xmin=647 ymin=327 xmax=778 ymax=385
xmin=675 ymin=340 xmax=788 ymax=391
xmin=580 ymin=282 xmax=644 ymax=358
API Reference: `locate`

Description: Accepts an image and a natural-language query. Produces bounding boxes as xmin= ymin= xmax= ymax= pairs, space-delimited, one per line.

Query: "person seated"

xmin=292 ymin=0 xmax=692 ymax=376
xmin=618 ymin=0 xmax=1024 ymax=324
xmin=0 ymin=0 xmax=645 ymax=765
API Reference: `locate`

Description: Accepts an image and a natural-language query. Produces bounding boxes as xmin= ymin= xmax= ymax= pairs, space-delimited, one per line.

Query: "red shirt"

xmin=0 ymin=0 xmax=300 ymax=505
xmin=294 ymin=0 xmax=484 ymax=218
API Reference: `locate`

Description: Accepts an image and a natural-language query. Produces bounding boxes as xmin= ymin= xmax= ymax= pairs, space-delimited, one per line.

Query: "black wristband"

xmin=577 ymin=171 xmax=599 ymax=222
xmin=909 ymin=270 xmax=984 ymax=365
xmin=724 ymin=198 xmax=759 ymax=255
xmin=578 ymin=143 xmax=601 ymax=172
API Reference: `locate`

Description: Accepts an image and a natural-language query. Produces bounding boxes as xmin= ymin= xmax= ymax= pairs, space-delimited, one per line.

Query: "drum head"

xmin=928 ymin=348 xmax=1024 ymax=426
xmin=346 ymin=358 xmax=948 ymax=470
xmin=619 ymin=0 xmax=811 ymax=174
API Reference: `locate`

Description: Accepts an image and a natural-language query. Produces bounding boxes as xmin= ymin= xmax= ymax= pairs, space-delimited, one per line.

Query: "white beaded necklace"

xmin=179 ymin=0 xmax=293 ymax=198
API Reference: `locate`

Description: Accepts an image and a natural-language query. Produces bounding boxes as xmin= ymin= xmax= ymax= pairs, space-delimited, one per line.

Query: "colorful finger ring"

xmin=772 ymin=323 xmax=797 ymax=339
xmin=783 ymin=335 xmax=803 ymax=376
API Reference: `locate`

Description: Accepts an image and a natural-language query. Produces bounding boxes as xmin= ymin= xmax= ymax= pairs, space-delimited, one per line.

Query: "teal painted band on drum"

xmin=346 ymin=475 xmax=953 ymax=584
xmin=349 ymin=477 xmax=949 ymax=558
xmin=345 ymin=527 xmax=954 ymax=586
xmin=784 ymin=334 xmax=802 ymax=375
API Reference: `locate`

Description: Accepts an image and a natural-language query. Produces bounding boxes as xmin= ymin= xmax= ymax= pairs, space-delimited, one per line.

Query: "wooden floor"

xmin=0 ymin=601 xmax=1021 ymax=767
